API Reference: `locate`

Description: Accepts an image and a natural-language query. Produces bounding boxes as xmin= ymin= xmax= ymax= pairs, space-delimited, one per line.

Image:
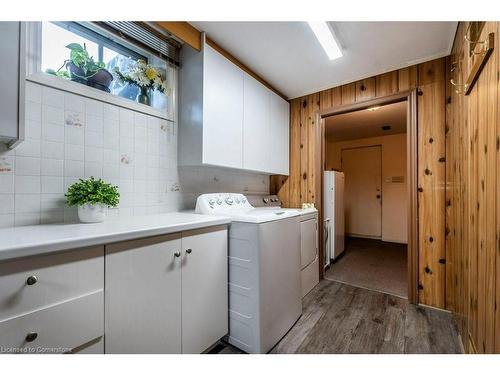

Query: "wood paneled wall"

xmin=446 ymin=21 xmax=500 ymax=354
xmin=270 ymin=59 xmax=447 ymax=309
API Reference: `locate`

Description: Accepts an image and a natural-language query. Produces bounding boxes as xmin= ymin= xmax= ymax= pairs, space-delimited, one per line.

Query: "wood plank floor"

xmin=212 ymin=279 xmax=463 ymax=354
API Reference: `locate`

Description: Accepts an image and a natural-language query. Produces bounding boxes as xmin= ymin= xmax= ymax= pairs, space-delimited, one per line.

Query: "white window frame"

xmin=23 ymin=22 xmax=176 ymax=122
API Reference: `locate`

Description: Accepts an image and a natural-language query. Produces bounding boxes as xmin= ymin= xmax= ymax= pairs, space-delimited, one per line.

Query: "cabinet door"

xmin=105 ymin=234 xmax=182 ymax=354
xmin=243 ymin=73 xmax=270 ymax=173
xmin=269 ymin=93 xmax=290 ymax=175
xmin=0 ymin=22 xmax=20 ymax=142
xmin=203 ymin=45 xmax=244 ymax=169
xmin=181 ymin=227 xmax=228 ymax=353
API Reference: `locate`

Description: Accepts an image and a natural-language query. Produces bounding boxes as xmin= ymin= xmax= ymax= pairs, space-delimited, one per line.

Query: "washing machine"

xmin=195 ymin=193 xmax=302 ymax=353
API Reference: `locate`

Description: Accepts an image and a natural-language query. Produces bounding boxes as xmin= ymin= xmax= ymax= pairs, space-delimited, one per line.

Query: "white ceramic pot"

xmin=78 ymin=203 xmax=107 ymax=223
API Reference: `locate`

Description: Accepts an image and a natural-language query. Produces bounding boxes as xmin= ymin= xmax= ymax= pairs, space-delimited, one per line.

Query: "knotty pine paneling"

xmin=355 ymin=78 xmax=376 ymax=102
xmin=341 ymin=83 xmax=356 ymax=105
xmin=446 ymin=21 xmax=500 ymax=353
xmin=376 ymin=71 xmax=399 ymax=97
xmin=270 ymin=59 xmax=447 ymax=310
xmin=417 ymin=59 xmax=446 ymax=308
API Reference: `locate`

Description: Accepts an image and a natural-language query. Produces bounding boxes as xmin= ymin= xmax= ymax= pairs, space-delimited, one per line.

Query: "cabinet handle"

xmin=25 ymin=332 xmax=38 ymax=342
xmin=174 ymin=251 xmax=181 ymax=257
xmin=26 ymin=275 xmax=38 ymax=286
xmin=186 ymin=248 xmax=192 ymax=254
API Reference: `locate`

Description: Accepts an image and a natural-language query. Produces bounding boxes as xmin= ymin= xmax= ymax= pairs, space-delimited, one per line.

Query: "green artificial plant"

xmin=65 ymin=177 xmax=120 ymax=208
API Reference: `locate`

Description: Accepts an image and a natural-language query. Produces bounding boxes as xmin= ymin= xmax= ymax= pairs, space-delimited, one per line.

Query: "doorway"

xmin=317 ymin=91 xmax=418 ymax=302
xmin=342 ymin=145 xmax=382 ymax=239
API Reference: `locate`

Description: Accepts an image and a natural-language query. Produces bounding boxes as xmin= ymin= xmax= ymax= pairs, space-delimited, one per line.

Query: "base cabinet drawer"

xmin=0 ymin=245 xmax=104 ymax=321
xmin=0 ymin=291 xmax=104 ymax=354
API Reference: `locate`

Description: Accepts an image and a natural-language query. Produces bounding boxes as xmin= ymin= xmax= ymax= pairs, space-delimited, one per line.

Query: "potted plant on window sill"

xmin=46 ymin=43 xmax=114 ymax=92
xmin=114 ymin=60 xmax=169 ymax=106
xmin=65 ymin=177 xmax=120 ymax=223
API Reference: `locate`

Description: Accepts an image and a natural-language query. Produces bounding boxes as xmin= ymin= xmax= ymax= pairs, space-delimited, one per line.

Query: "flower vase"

xmin=137 ymin=87 xmax=150 ymax=105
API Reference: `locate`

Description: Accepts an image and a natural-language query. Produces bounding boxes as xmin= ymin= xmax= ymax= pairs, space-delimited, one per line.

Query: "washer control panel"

xmin=195 ymin=193 xmax=252 ymax=214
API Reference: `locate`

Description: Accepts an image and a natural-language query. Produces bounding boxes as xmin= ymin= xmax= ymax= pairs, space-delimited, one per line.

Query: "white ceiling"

xmin=190 ymin=22 xmax=457 ymax=99
xmin=325 ymin=101 xmax=406 ymax=142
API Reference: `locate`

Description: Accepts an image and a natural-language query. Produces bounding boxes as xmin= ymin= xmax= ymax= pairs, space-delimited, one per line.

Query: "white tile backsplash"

xmin=0 ymin=194 xmax=15 ymax=214
xmin=41 ymin=159 xmax=64 ymax=176
xmin=41 ymin=140 xmax=64 ymax=159
xmin=15 ymin=176 xmax=41 ymax=194
xmin=15 ymin=156 xmax=41 ymax=176
xmin=0 ymin=82 xmax=269 ymax=227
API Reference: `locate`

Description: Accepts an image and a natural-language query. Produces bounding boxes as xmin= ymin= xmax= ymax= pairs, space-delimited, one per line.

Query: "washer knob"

xmin=225 ymin=197 xmax=234 ymax=205
xmin=263 ymin=198 xmax=269 ymax=204
xmin=216 ymin=198 xmax=223 ymax=205
xmin=235 ymin=197 xmax=241 ymax=204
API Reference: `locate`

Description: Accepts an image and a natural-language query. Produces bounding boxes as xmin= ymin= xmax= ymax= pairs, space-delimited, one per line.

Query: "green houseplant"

xmin=46 ymin=43 xmax=114 ymax=92
xmin=65 ymin=177 xmax=120 ymax=223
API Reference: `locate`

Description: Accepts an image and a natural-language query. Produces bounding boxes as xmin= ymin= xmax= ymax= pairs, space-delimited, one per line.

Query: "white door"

xmin=105 ymin=234 xmax=182 ymax=354
xmin=181 ymin=227 xmax=228 ymax=353
xmin=203 ymin=45 xmax=244 ymax=168
xmin=269 ymin=92 xmax=290 ymax=175
xmin=341 ymin=146 xmax=382 ymax=238
xmin=243 ymin=73 xmax=270 ymax=172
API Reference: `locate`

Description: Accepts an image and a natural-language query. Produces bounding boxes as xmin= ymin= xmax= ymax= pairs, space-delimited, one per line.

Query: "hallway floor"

xmin=324 ymin=237 xmax=407 ymax=298
xmin=213 ymin=280 xmax=463 ymax=354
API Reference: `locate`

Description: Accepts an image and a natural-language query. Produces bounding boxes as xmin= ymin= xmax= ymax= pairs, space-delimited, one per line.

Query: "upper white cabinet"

xmin=0 ymin=22 xmax=24 ymax=148
xmin=203 ymin=45 xmax=244 ymax=169
xmin=179 ymin=37 xmax=290 ymax=175
xmin=243 ymin=73 xmax=271 ymax=173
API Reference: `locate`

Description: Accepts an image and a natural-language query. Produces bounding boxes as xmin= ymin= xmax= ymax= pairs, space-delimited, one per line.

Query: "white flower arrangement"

xmin=114 ymin=59 xmax=170 ymax=95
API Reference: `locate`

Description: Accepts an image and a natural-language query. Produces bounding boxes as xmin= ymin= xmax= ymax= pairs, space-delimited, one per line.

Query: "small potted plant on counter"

xmin=65 ymin=177 xmax=120 ymax=223
xmin=114 ymin=59 xmax=169 ymax=105
xmin=46 ymin=43 xmax=114 ymax=92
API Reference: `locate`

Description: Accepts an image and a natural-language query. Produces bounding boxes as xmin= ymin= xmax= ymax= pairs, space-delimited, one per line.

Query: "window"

xmin=40 ymin=21 xmax=172 ymax=112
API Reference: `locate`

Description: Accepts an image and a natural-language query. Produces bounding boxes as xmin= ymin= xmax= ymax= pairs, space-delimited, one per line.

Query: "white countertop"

xmin=0 ymin=212 xmax=231 ymax=261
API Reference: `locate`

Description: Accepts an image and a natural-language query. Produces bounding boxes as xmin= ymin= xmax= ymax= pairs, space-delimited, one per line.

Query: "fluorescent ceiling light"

xmin=307 ymin=22 xmax=343 ymax=60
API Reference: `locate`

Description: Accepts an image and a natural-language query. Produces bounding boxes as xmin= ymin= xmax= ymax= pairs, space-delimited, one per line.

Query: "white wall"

xmin=326 ymin=133 xmax=407 ymax=244
xmin=0 ymin=81 xmax=269 ymax=228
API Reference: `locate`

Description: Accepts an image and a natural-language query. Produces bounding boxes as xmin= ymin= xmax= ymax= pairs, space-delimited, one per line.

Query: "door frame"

xmin=341 ymin=145 xmax=383 ymax=240
xmin=315 ymin=90 xmax=419 ymax=303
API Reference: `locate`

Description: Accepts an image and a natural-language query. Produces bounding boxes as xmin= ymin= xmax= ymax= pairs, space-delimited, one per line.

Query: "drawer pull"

xmin=174 ymin=251 xmax=181 ymax=258
xmin=26 ymin=275 xmax=38 ymax=286
xmin=186 ymin=248 xmax=192 ymax=254
xmin=25 ymin=332 xmax=38 ymax=342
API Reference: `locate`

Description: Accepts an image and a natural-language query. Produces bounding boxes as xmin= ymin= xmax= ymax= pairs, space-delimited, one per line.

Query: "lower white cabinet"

xmin=181 ymin=227 xmax=228 ymax=353
xmin=0 ymin=246 xmax=105 ymax=354
xmin=105 ymin=226 xmax=228 ymax=354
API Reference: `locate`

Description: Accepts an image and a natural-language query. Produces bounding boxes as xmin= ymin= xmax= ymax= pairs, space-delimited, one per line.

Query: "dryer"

xmin=248 ymin=195 xmax=319 ymax=297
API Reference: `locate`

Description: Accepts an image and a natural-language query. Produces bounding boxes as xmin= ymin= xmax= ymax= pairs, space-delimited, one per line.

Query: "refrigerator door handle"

xmin=324 ymin=218 xmax=331 ymax=267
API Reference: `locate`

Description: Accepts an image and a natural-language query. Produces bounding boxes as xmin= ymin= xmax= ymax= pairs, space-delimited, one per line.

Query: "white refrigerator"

xmin=323 ymin=171 xmax=345 ymax=267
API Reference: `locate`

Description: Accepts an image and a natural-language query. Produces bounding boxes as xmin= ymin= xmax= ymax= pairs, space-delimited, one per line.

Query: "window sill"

xmin=26 ymin=73 xmax=174 ymax=122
